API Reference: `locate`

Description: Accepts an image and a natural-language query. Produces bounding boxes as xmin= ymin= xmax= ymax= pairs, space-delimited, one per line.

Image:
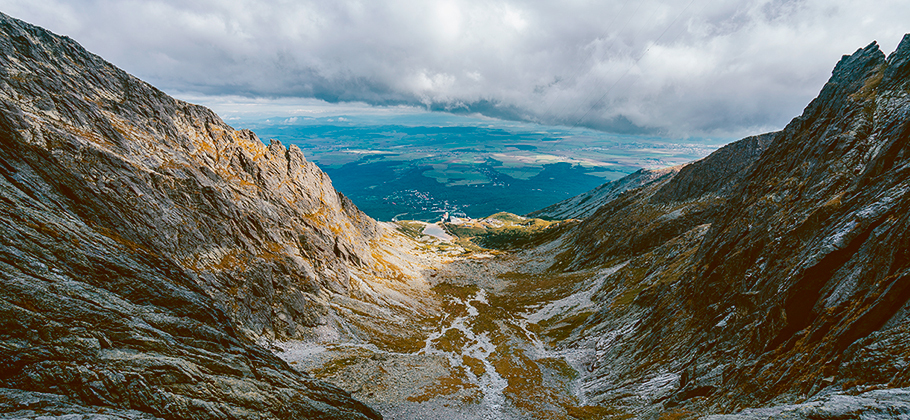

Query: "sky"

xmin=1 ymin=0 xmax=907 ymax=138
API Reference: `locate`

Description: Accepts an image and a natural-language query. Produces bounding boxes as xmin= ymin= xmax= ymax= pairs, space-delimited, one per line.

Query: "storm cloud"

xmin=2 ymin=0 xmax=907 ymax=136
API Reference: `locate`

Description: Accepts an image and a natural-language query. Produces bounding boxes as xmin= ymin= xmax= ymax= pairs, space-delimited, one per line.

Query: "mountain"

xmin=0 ymin=11 xmax=441 ymax=419
xmin=529 ymin=35 xmax=910 ymax=417
xmin=527 ymin=132 xmax=776 ymax=222
xmin=526 ymin=167 xmax=678 ymax=220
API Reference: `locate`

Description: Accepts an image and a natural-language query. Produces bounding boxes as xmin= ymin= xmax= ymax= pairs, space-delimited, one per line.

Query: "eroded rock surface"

xmin=0 ymin=11 xmax=398 ymax=419
xmin=528 ymin=167 xmax=679 ymax=221
xmin=530 ymin=35 xmax=910 ymax=418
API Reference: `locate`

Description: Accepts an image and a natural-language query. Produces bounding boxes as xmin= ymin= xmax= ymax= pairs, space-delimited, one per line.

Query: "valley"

xmin=276 ymin=223 xmax=616 ymax=420
xmin=241 ymin=117 xmax=726 ymax=221
xmin=2 ymin=10 xmax=910 ymax=420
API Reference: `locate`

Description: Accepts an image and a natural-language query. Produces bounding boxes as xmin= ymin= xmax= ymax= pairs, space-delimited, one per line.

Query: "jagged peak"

xmin=830 ymin=40 xmax=886 ymax=84
xmin=886 ymin=33 xmax=910 ymax=62
xmin=780 ymin=38 xmax=886 ymax=135
xmin=883 ymin=33 xmax=910 ymax=85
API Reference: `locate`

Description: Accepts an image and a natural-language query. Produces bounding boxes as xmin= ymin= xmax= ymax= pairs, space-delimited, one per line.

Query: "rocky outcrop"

xmin=528 ymin=131 xmax=774 ymax=222
xmin=4 ymin=7 xmax=910 ymax=420
xmin=0 ymin=11 xmax=388 ymax=341
xmin=650 ymin=132 xmax=776 ymax=204
xmin=538 ymin=35 xmax=910 ymax=417
xmin=527 ymin=167 xmax=677 ymax=220
xmin=549 ymin=130 xmax=770 ymax=272
xmin=0 ymin=11 xmax=390 ymax=419
xmin=679 ymin=35 xmax=910 ymax=410
xmin=703 ymin=387 xmax=910 ymax=420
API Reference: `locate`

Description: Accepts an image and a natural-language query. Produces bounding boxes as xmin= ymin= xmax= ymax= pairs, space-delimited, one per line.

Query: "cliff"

xmin=0 ymin=11 xmax=429 ymax=419
xmin=533 ymin=36 xmax=910 ymax=417
xmin=527 ymin=167 xmax=678 ymax=221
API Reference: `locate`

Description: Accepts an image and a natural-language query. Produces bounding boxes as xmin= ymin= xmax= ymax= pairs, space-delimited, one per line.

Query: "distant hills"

xmin=241 ymin=117 xmax=725 ymax=221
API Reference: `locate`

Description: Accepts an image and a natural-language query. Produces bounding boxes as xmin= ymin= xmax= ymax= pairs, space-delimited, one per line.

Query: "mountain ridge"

xmin=528 ymin=34 xmax=910 ymax=417
xmin=0 ymin=11 xmax=430 ymax=418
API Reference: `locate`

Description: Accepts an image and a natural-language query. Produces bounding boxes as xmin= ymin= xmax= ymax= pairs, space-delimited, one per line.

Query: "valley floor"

xmin=274 ymin=228 xmax=619 ymax=420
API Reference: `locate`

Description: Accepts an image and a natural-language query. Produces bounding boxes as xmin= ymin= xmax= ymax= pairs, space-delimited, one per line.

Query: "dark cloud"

xmin=1 ymin=0 xmax=906 ymax=136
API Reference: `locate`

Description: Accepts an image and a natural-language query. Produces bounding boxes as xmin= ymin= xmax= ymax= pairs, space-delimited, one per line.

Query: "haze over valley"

xmin=240 ymin=113 xmax=726 ymax=220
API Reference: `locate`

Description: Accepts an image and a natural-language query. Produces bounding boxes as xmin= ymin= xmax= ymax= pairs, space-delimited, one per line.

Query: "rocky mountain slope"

xmin=3 ymin=8 xmax=910 ymax=420
xmin=0 ymin=11 xmax=444 ymax=419
xmin=529 ymin=131 xmax=774 ymax=223
xmin=524 ymin=35 xmax=910 ymax=417
xmin=272 ymin=32 xmax=910 ymax=418
xmin=527 ymin=167 xmax=679 ymax=221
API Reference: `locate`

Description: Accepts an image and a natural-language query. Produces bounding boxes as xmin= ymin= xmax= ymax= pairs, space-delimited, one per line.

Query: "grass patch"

xmin=463 ymin=355 xmax=486 ymax=377
xmin=492 ymin=270 xmax=594 ymax=313
xmin=432 ymin=328 xmax=470 ymax=353
xmin=443 ymin=212 xmax=573 ymax=250
xmin=565 ymin=405 xmax=634 ymax=420
xmin=395 ymin=221 xmax=426 ymax=239
xmin=432 ymin=283 xmax=480 ymax=300
xmin=407 ymin=366 xmax=481 ymax=403
xmin=310 ymin=354 xmax=370 ymax=378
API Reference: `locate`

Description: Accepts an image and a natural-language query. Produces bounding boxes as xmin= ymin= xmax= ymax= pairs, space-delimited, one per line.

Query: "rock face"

xmin=538 ymin=36 xmax=910 ymax=417
xmin=649 ymin=132 xmax=776 ymax=204
xmin=553 ymin=133 xmax=772 ymax=272
xmin=0 ymin=12 xmax=391 ymax=419
xmin=527 ymin=167 xmax=678 ymax=221
xmin=528 ymin=132 xmax=775 ymax=222
xmin=703 ymin=387 xmax=910 ymax=420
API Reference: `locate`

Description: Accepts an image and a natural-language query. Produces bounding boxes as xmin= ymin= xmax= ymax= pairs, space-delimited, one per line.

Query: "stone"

xmin=0 ymin=11 xmax=381 ymax=419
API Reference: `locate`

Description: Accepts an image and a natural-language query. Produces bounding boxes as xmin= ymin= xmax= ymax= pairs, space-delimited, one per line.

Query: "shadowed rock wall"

xmin=550 ymin=35 xmax=910 ymax=417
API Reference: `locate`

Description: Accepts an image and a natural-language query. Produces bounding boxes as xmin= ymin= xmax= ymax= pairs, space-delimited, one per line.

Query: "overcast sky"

xmin=1 ymin=0 xmax=907 ymax=137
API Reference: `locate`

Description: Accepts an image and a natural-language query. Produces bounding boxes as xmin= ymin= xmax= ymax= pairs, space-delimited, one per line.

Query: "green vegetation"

xmin=407 ymin=366 xmax=482 ymax=404
xmin=443 ymin=212 xmax=574 ymax=250
xmin=242 ymin=117 xmax=723 ymax=221
xmin=394 ymin=220 xmax=426 ymax=239
xmin=487 ymin=212 xmax=529 ymax=223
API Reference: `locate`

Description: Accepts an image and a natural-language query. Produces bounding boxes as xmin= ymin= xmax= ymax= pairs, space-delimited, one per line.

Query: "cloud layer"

xmin=2 ymin=0 xmax=907 ymax=136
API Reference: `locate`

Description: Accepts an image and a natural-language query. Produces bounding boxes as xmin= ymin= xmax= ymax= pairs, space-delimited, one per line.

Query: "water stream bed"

xmin=277 ymin=281 xmax=607 ymax=420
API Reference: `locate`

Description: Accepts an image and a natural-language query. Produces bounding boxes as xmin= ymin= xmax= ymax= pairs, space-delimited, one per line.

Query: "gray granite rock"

xmin=0 ymin=11 xmax=380 ymax=420
xmin=704 ymin=387 xmax=910 ymax=419
xmin=541 ymin=36 xmax=910 ymax=418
